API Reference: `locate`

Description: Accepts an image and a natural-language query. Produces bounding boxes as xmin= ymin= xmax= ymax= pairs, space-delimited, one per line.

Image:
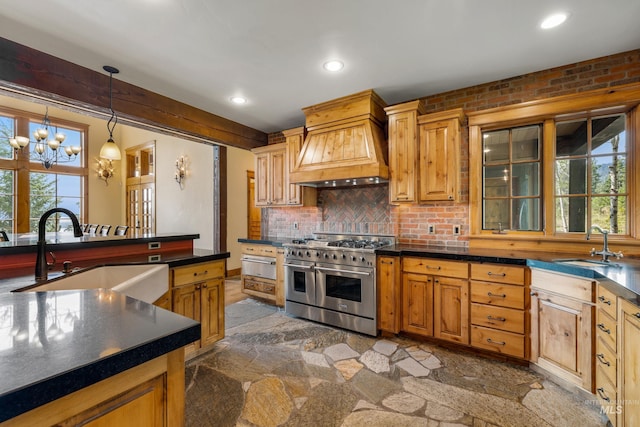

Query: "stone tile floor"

xmin=185 ymin=298 xmax=607 ymax=427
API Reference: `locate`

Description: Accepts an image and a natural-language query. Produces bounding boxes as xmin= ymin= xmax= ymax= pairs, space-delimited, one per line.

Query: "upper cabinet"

xmin=252 ymin=130 xmax=316 ymax=207
xmin=386 ymin=102 xmax=464 ymax=204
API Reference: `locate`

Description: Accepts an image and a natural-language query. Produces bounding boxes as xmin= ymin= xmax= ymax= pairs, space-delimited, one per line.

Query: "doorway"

xmin=247 ymin=171 xmax=261 ymax=239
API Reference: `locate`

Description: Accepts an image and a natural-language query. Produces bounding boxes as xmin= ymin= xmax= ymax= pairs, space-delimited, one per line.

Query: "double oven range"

xmin=284 ymin=233 xmax=395 ymax=336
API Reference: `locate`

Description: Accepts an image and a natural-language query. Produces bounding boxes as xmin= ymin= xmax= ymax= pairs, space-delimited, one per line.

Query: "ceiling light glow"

xmin=323 ymin=60 xmax=344 ymax=72
xmin=230 ymin=96 xmax=247 ymax=105
xmin=540 ymin=13 xmax=567 ymax=29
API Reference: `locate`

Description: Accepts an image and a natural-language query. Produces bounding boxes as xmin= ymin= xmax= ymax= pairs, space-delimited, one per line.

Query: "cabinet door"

xmin=418 ymin=118 xmax=458 ymax=202
xmin=286 ymin=128 xmax=304 ymax=205
xmin=388 ymin=110 xmax=417 ymax=203
xmin=402 ymin=273 xmax=433 ymax=336
xmin=434 ymin=277 xmax=469 ymax=344
xmin=172 ymin=283 xmax=201 ymax=353
xmin=620 ymin=298 xmax=640 ymax=427
xmin=377 ymin=256 xmax=401 ymax=334
xmin=201 ymin=279 xmax=224 ymax=347
xmin=270 ymin=148 xmax=287 ymax=205
xmin=254 ymin=151 xmax=270 ymax=206
xmin=531 ymin=290 xmax=593 ymax=390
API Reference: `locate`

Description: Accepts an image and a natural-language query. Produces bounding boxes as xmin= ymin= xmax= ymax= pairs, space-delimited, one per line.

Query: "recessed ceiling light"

xmin=540 ymin=13 xmax=568 ymax=29
xmin=230 ymin=96 xmax=247 ymax=105
xmin=323 ymin=60 xmax=344 ymax=72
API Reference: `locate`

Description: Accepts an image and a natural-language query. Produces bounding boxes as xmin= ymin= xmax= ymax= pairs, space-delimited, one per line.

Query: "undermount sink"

xmin=553 ymin=258 xmax=621 ymax=268
xmin=15 ymin=264 xmax=169 ymax=304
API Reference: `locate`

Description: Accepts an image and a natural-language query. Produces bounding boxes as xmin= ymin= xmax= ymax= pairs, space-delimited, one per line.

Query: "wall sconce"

xmin=175 ymin=156 xmax=187 ymax=187
xmin=97 ymin=159 xmax=115 ymax=185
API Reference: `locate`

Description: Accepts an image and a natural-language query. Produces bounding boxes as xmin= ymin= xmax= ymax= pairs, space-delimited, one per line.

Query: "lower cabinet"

xmin=619 ymin=297 xmax=640 ymax=427
xmin=595 ymin=284 xmax=619 ymax=426
xmin=530 ymin=268 xmax=594 ymax=392
xmin=377 ymin=255 xmax=401 ymax=334
xmin=171 ymin=260 xmax=225 ymax=356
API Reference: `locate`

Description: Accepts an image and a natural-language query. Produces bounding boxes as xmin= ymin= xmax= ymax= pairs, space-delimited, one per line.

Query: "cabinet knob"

xmin=530 ymin=291 xmax=538 ymax=297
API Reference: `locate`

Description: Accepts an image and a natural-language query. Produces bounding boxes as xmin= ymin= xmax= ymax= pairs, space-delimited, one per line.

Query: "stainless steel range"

xmin=284 ymin=233 xmax=395 ymax=336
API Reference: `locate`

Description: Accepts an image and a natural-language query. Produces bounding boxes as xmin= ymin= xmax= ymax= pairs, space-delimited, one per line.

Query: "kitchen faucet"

xmin=586 ymin=225 xmax=623 ymax=263
xmin=35 ymin=208 xmax=83 ymax=281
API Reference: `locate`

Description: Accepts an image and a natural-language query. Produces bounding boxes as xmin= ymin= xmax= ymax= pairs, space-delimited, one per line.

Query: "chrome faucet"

xmin=35 ymin=208 xmax=83 ymax=281
xmin=586 ymin=225 xmax=623 ymax=263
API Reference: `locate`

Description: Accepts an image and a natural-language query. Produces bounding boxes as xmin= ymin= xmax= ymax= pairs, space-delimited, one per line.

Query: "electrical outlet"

xmin=293 ymin=222 xmax=299 ymax=230
xmin=453 ymin=224 xmax=461 ymax=235
xmin=428 ymin=224 xmax=435 ymax=234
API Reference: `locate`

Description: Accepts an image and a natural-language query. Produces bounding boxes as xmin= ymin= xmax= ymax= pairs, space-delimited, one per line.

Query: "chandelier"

xmin=9 ymin=107 xmax=81 ymax=169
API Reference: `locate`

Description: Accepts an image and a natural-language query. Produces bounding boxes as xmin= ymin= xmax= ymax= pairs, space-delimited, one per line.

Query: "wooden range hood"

xmin=289 ymin=89 xmax=389 ymax=187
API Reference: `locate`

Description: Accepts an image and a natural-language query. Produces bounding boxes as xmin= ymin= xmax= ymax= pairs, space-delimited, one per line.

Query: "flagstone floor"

xmin=185 ymin=298 xmax=607 ymax=427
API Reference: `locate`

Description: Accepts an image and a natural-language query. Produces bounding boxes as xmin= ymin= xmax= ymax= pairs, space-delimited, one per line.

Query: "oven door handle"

xmin=284 ymin=263 xmax=314 ymax=270
xmin=314 ymin=266 xmax=371 ymax=276
xmin=241 ymin=258 xmax=276 ymax=265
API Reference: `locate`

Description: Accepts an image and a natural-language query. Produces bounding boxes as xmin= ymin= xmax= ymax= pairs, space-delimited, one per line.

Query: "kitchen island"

xmin=0 ymin=289 xmax=200 ymax=425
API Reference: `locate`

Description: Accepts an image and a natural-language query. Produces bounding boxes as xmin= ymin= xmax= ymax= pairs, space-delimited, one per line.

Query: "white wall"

xmin=226 ymin=146 xmax=255 ymax=271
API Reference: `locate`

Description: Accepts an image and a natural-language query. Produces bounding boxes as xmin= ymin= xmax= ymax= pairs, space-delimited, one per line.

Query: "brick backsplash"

xmin=264 ymin=49 xmax=640 ymax=244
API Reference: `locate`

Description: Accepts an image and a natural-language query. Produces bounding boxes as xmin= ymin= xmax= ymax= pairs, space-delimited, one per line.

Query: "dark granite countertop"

xmin=0 ymin=232 xmax=200 ymax=255
xmin=0 ymin=289 xmax=200 ymax=422
xmin=376 ymin=244 xmax=640 ymax=304
xmin=237 ymin=236 xmax=297 ymax=247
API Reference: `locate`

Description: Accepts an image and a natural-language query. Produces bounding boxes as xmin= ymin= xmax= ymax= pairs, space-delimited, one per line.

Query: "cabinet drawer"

xmin=243 ymin=277 xmax=276 ymax=295
xmin=595 ymin=366 xmax=618 ymax=425
xmin=530 ymin=268 xmax=594 ymax=302
xmin=403 ymin=257 xmax=468 ymax=279
xmin=470 ymin=281 xmax=524 ymax=309
xmin=172 ymin=261 xmax=225 ymax=287
xmin=470 ymin=325 xmax=525 ymax=359
xmin=242 ymin=244 xmax=277 ymax=257
xmin=596 ymin=308 xmax=617 ymax=350
xmin=596 ymin=336 xmax=617 ymax=386
xmin=597 ymin=285 xmax=617 ymax=320
xmin=471 ymin=264 xmax=525 ymax=285
xmin=471 ymin=303 xmax=524 ymax=334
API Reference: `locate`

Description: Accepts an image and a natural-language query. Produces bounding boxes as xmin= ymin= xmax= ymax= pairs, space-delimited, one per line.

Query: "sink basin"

xmin=15 ymin=264 xmax=169 ymax=304
xmin=553 ymin=258 xmax=621 ymax=268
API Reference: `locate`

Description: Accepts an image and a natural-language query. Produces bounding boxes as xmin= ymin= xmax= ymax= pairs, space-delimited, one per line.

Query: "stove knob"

xmin=360 ymin=257 xmax=366 ymax=262
xmin=351 ymin=256 xmax=357 ymax=262
xmin=297 ymin=251 xmax=302 ymax=256
xmin=305 ymin=251 xmax=310 ymax=257
xmin=342 ymin=254 xmax=347 ymax=259
xmin=332 ymin=254 xmax=338 ymax=260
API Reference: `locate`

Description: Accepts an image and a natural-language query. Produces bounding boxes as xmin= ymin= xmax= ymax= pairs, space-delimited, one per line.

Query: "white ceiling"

xmin=1 ymin=0 xmax=639 ymax=134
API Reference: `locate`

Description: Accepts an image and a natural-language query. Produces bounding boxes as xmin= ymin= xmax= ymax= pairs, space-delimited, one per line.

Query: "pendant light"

xmin=99 ymin=65 xmax=122 ymax=161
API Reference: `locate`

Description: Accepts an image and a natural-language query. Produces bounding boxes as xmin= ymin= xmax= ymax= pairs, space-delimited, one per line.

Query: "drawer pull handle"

xmin=596 ymin=387 xmax=611 ymax=402
xmin=597 ymin=323 xmax=611 ymax=334
xmin=380 ymin=260 xmax=394 ymax=265
xmin=596 ymin=353 xmax=611 ymax=366
xmin=486 ymin=338 xmax=506 ymax=346
xmin=598 ymin=296 xmax=612 ymax=305
xmin=487 ymin=315 xmax=506 ymax=322
xmin=246 ymin=248 xmax=255 ymax=251
xmin=487 ymin=292 xmax=507 ymax=298
xmin=426 ymin=265 xmax=441 ymax=270
xmin=487 ymin=272 xmax=506 ymax=277
xmin=194 ymin=270 xmax=208 ymax=277
xmin=635 ymin=312 xmax=640 ymax=319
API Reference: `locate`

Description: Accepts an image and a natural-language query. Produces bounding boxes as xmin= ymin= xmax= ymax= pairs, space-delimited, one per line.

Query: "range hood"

xmin=289 ymin=90 xmax=389 ymax=187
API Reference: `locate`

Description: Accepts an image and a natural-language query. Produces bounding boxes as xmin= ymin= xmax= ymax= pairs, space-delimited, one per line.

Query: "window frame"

xmin=469 ymin=83 xmax=640 ymax=245
xmin=0 ymin=106 xmax=89 ymax=234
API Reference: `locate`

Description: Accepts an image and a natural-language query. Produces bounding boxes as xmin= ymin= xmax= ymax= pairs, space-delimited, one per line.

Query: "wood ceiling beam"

xmin=0 ymin=37 xmax=267 ymax=150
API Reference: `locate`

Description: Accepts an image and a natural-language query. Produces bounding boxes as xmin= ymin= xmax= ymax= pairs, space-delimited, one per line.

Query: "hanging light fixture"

xmin=99 ymin=65 xmax=122 ymax=161
xmin=8 ymin=106 xmax=81 ymax=169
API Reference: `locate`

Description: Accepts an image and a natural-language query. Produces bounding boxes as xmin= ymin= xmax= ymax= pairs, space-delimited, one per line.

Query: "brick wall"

xmin=265 ymin=49 xmax=640 ymax=244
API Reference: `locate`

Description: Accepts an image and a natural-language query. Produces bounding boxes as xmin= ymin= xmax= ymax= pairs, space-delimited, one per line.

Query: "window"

xmin=469 ymin=85 xmax=639 ymax=244
xmin=0 ymin=107 xmax=87 ymax=234
xmin=555 ymin=114 xmax=627 ymax=234
xmin=482 ymin=125 xmax=541 ymax=231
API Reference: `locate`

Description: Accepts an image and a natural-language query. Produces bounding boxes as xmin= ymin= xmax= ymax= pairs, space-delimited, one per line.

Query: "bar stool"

xmin=88 ymin=224 xmax=99 ymax=234
xmin=114 ymin=225 xmax=129 ymax=236
xmin=99 ymin=225 xmax=112 ymax=236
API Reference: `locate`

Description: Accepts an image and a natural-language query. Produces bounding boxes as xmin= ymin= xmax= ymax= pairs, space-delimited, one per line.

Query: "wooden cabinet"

xmin=402 ymin=257 xmax=469 ymax=344
xmin=385 ymin=104 xmax=464 ymax=204
xmin=126 ymin=141 xmax=156 ymax=234
xmin=385 ymin=100 xmax=426 ymax=203
xmin=283 ymin=127 xmax=316 ymax=206
xmin=377 ymin=255 xmax=401 ymax=334
xmin=253 ymin=143 xmax=287 ymax=206
xmin=619 ymin=297 xmax=640 ymax=427
xmin=595 ymin=284 xmax=619 ymax=426
xmin=530 ymin=268 xmax=594 ymax=391
xmin=5 ymin=350 xmax=185 ymax=427
xmin=252 ymin=136 xmax=316 ymax=207
xmin=240 ymin=243 xmax=284 ymax=306
xmin=171 ymin=260 xmax=225 ymax=356
xmin=470 ymin=263 xmax=528 ymax=359
xmin=417 ymin=109 xmax=464 ymax=202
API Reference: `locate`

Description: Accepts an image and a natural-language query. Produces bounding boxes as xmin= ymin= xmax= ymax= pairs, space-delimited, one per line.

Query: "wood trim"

xmin=0 ymin=37 xmax=266 ymax=150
